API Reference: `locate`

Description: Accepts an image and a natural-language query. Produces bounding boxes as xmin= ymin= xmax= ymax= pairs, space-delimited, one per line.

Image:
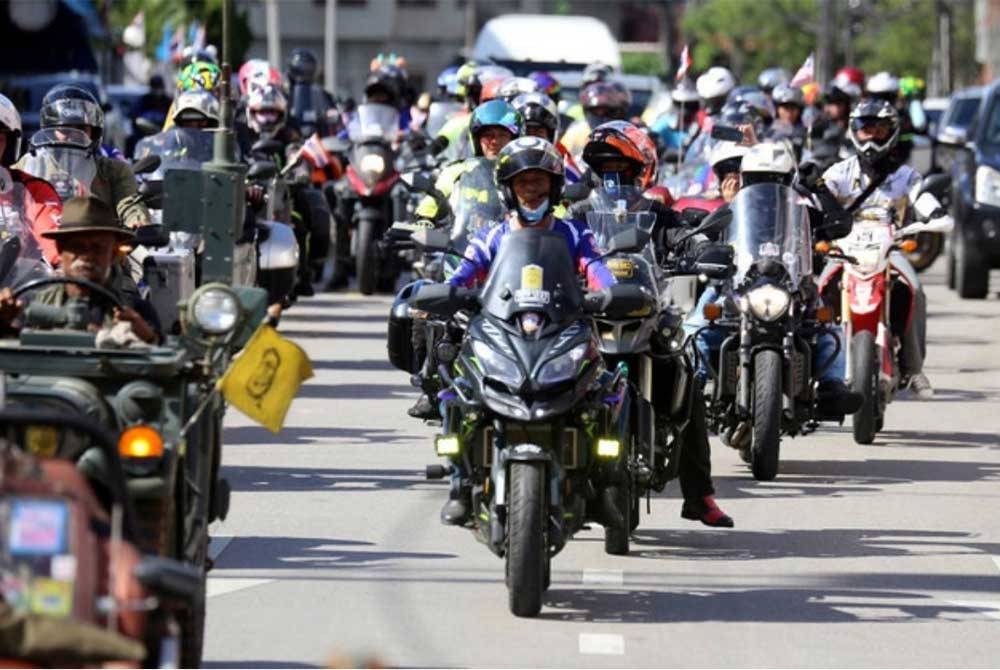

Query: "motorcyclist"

xmin=16 ymin=85 xmax=150 ymax=229
xmin=757 ymin=67 xmax=790 ymax=100
xmin=560 ymin=62 xmax=614 ymax=127
xmin=126 ymin=74 xmax=172 ymax=155
xmin=649 ymin=77 xmax=701 ymax=155
xmin=685 ymin=141 xmax=864 ymax=417
xmin=0 ymin=93 xmax=63 ymax=266
xmin=161 ymin=60 xmax=224 ymax=132
xmin=510 ymin=92 xmax=582 ymax=183
xmin=865 ymin=71 xmax=916 ymax=165
xmin=569 ymin=120 xmax=735 ymax=528
xmin=169 ymin=90 xmax=221 ymax=130
xmin=286 ymin=47 xmax=337 ymax=138
xmin=767 ymin=84 xmax=808 ymax=158
xmin=561 ymin=80 xmax=631 ymax=160
xmin=696 ymin=66 xmax=737 ymax=128
xmin=815 ymin=98 xmax=934 ymax=399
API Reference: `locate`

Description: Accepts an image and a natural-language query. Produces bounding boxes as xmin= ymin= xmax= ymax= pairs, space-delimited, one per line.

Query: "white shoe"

xmin=909 ymin=373 xmax=934 ymax=400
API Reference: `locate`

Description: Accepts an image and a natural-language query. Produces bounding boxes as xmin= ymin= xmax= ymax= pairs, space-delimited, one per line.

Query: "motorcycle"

xmin=18 ymin=128 xmax=99 ymax=202
xmin=343 ymin=103 xmax=403 ymax=294
xmin=819 ymin=195 xmax=954 ymax=444
xmin=695 ymin=182 xmax=837 ymax=481
xmin=408 ymin=226 xmax=653 ymax=617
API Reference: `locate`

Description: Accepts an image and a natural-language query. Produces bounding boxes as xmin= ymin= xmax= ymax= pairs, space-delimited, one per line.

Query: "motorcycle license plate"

xmin=25 ymin=425 xmax=59 ymax=458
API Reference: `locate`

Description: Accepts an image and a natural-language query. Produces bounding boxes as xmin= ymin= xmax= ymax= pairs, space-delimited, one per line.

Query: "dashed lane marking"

xmin=582 ymin=569 xmax=624 ymax=586
xmin=208 ymin=535 xmax=234 ymax=563
xmin=578 ymin=633 xmax=625 ymax=655
xmin=206 ymin=578 xmax=275 ymax=599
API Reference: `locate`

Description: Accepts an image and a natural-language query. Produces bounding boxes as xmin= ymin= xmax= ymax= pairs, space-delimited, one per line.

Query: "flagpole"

xmin=265 ymin=0 xmax=280 ymax=69
xmin=324 ymin=0 xmax=337 ymax=94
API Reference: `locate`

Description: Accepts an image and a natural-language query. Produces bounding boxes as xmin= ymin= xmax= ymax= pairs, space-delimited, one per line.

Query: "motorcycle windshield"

xmin=134 ymin=127 xmax=214 ymax=177
xmin=0 ymin=209 xmax=48 ymax=289
xmin=480 ymin=228 xmax=583 ymax=325
xmin=450 ymin=157 xmax=504 ymax=247
xmin=347 ymin=103 xmax=399 ymax=143
xmin=726 ymin=183 xmax=813 ymax=287
xmin=20 ymin=130 xmax=97 ymax=202
xmin=585 ymin=186 xmax=658 ymax=288
xmin=425 ymin=102 xmax=464 ymax=138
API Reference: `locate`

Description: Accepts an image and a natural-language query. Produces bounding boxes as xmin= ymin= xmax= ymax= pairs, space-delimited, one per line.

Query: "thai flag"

xmin=676 ymin=45 xmax=692 ymax=82
xmin=790 ymin=53 xmax=815 ymax=87
xmin=558 ymin=142 xmax=582 ymax=184
xmin=300 ymin=133 xmax=330 ymax=168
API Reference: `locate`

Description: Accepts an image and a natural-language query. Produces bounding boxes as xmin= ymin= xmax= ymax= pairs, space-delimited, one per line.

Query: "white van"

xmin=472 ymin=14 xmax=621 ymax=73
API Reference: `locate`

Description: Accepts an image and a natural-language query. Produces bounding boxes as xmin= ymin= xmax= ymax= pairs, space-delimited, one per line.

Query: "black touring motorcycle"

xmin=406 ymin=226 xmax=652 ymax=617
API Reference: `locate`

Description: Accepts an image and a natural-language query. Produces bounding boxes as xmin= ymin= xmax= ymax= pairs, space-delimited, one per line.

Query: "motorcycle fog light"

xmin=746 ymin=284 xmax=790 ymax=322
xmin=596 ymin=438 xmax=621 ymax=458
xmin=359 ymin=153 xmax=386 ymax=175
xmin=435 ymin=434 xmax=461 ymax=456
xmin=191 ymin=286 xmax=240 ymax=334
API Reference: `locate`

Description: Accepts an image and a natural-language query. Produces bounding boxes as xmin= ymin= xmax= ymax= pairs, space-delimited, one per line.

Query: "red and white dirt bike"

xmin=820 ymin=195 xmax=953 ymax=444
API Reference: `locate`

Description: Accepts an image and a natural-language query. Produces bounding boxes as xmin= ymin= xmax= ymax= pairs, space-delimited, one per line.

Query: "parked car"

xmin=936 ymin=83 xmax=999 ymax=298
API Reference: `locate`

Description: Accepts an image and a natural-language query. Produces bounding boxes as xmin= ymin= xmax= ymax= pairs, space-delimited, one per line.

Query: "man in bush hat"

xmin=0 ymin=195 xmax=161 ymax=343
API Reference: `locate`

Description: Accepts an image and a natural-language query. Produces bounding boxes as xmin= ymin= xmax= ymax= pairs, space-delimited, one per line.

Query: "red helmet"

xmin=239 ymin=59 xmax=282 ymax=97
xmin=582 ymin=120 xmax=657 ymax=190
xmin=834 ymin=66 xmax=865 ymax=89
xmin=643 ymin=185 xmax=674 ymax=207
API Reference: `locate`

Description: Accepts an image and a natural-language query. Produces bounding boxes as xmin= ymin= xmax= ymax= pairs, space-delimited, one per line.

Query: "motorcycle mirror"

xmin=247 ymin=160 xmax=278 ymax=181
xmin=401 ymin=171 xmax=436 ymax=194
xmin=134 ymin=555 xmax=204 ymax=604
xmin=918 ymin=173 xmax=950 ymax=202
xmin=680 ymin=206 xmax=710 ymax=227
xmin=410 ymin=283 xmax=478 ymax=316
xmin=0 ymin=236 xmax=22 ymax=285
xmin=134 ymin=117 xmax=160 ymax=137
xmin=134 ymin=224 xmax=170 ymax=248
xmin=251 ymin=138 xmax=284 ymax=157
xmin=584 ymin=284 xmax=652 ymax=317
xmin=428 ymin=135 xmax=449 ymax=156
xmin=710 ymin=124 xmax=746 ymax=143
xmin=410 ymin=227 xmax=453 ymax=253
xmin=913 ymin=191 xmax=945 ymax=221
xmin=562 ymin=182 xmax=591 ymax=203
xmin=131 ymin=154 xmax=161 ymax=176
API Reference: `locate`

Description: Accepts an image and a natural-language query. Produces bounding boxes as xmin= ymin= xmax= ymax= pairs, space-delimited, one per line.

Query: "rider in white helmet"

xmin=696 ymin=66 xmax=737 ymax=119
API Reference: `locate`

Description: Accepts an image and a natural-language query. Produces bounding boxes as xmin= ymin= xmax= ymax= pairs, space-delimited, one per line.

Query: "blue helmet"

xmin=468 ymin=99 xmax=524 ymax=156
xmin=436 ymin=65 xmax=460 ymax=98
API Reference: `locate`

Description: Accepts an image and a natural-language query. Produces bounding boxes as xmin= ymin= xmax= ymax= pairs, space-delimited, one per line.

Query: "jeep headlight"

xmin=538 ymin=343 xmax=589 ymax=385
xmin=190 ymin=285 xmax=240 ymax=335
xmin=744 ymin=284 xmax=790 ymax=322
xmin=472 ymin=340 xmax=523 ymax=389
xmin=976 ymin=165 xmax=1000 ymax=208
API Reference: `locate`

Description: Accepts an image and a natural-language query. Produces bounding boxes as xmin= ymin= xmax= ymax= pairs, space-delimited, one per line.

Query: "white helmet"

xmin=740 ymin=141 xmax=796 ymax=186
xmin=709 ymin=140 xmax=749 ymax=180
xmin=696 ymin=67 xmax=737 ymax=101
xmin=0 ymin=93 xmax=22 ymax=166
xmin=866 ymin=71 xmax=900 ymax=97
xmin=497 ymin=76 xmax=540 ymax=102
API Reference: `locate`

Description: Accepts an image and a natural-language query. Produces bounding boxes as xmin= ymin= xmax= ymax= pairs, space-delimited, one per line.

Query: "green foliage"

xmin=622 ymin=51 xmax=666 ymax=76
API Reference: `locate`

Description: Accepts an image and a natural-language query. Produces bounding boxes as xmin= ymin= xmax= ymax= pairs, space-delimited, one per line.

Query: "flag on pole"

xmin=155 ymin=22 xmax=173 ymax=63
xmin=676 ymin=44 xmax=692 ymax=82
xmin=789 ymin=53 xmax=815 ymax=87
xmin=300 ymin=133 xmax=330 ymax=168
xmin=170 ymin=25 xmax=185 ymax=63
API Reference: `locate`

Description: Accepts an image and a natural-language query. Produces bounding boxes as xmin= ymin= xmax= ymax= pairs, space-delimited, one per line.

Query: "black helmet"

xmin=365 ymin=67 xmax=402 ymax=107
xmin=287 ymin=48 xmax=319 ymax=84
xmin=495 ymin=136 xmax=564 ymax=222
xmin=39 ymin=85 xmax=104 ymax=148
xmin=511 ymin=92 xmax=559 ymax=142
xmin=849 ymin=98 xmax=900 ymax=169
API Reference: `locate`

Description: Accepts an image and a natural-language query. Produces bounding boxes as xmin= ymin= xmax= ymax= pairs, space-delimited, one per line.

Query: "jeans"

xmin=684 ymin=286 xmax=846 ymax=385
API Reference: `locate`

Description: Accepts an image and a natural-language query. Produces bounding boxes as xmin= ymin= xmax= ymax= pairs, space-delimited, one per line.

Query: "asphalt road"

xmin=203 ymin=263 xmax=1000 ymax=668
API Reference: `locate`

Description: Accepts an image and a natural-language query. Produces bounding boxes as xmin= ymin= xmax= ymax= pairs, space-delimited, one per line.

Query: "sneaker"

xmin=407 ymin=393 xmax=440 ymax=420
xmin=681 ymin=495 xmax=734 ymax=528
xmin=440 ymin=498 xmax=469 ymax=525
xmin=909 ymin=373 xmax=934 ymax=400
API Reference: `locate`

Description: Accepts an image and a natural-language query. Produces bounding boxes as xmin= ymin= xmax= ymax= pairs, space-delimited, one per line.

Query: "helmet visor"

xmin=850 ymin=117 xmax=894 ymax=139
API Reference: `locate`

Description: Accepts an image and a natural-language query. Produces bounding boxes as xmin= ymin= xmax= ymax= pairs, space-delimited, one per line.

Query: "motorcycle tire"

xmin=356 ymin=215 xmax=379 ymax=296
xmin=955 ymin=226 xmax=989 ymax=299
xmin=507 ymin=461 xmax=547 ymax=617
xmin=947 ymin=244 xmax=957 ymax=290
xmin=603 ymin=483 xmax=631 ymax=556
xmin=751 ymin=349 xmax=782 ymax=481
xmin=851 ymin=330 xmax=879 ymax=445
xmin=629 ymin=487 xmax=641 ymax=532
xmin=905 ymin=232 xmax=944 ymax=272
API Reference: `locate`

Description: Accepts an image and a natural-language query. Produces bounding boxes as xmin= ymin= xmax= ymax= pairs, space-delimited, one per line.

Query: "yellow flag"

xmin=217 ymin=325 xmax=314 ymax=433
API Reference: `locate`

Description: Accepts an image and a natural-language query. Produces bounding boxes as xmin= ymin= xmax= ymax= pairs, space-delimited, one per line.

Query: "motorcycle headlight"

xmin=190 ymin=285 xmax=240 ymax=335
xmin=744 ymin=284 xmax=790 ymax=322
xmin=976 ymin=165 xmax=1000 ymax=208
xmin=538 ymin=343 xmax=590 ymax=385
xmin=472 ymin=340 xmax=523 ymax=389
xmin=359 ymin=152 xmax=386 ymax=176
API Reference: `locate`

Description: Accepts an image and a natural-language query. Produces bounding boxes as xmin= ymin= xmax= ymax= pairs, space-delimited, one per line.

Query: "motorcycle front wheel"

xmin=356 ymin=215 xmax=379 ymax=295
xmin=751 ymin=349 xmax=782 ymax=481
xmin=507 ymin=461 xmax=548 ymax=617
xmin=851 ymin=330 xmax=879 ymax=445
xmin=905 ymin=232 xmax=944 ymax=272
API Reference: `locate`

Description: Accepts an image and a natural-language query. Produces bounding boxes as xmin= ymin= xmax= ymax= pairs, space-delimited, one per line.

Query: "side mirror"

xmin=912 ymin=191 xmax=946 ymax=221
xmin=919 ymin=173 xmax=950 ymax=202
xmin=428 ymin=135 xmax=449 ymax=155
xmin=607 ymin=227 xmax=651 ymax=254
xmin=410 ymin=227 xmax=453 ymax=253
xmin=583 ymin=284 xmax=653 ymax=317
xmin=409 ymin=283 xmax=478 ymax=316
xmin=131 ymin=154 xmax=161 ymax=176
xmin=247 ymin=160 xmax=278 ymax=181
xmin=134 ymin=117 xmax=160 ymax=137
xmin=251 ymin=138 xmax=283 ymax=157
xmin=134 ymin=224 xmax=170 ymax=248
xmin=936 ymin=126 xmax=969 ymax=147
xmin=710 ymin=124 xmax=746 ymax=143
xmin=0 ymin=236 xmax=21 ymax=284
xmin=133 ymin=556 xmax=203 ymax=605
xmin=562 ymin=182 xmax=591 ymax=203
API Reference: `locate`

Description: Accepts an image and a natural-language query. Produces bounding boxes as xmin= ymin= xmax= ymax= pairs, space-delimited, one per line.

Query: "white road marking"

xmin=208 ymin=535 xmax=234 ymax=563
xmin=206 ymin=578 xmax=274 ymax=599
xmin=947 ymin=601 xmax=1000 ymax=621
xmin=992 ymin=556 xmax=1000 ymax=573
xmin=578 ymin=633 xmax=625 ymax=655
xmin=582 ymin=569 xmax=624 ymax=586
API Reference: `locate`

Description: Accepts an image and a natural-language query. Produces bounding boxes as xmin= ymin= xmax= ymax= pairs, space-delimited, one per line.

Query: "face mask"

xmin=519 ymin=198 xmax=549 ymax=224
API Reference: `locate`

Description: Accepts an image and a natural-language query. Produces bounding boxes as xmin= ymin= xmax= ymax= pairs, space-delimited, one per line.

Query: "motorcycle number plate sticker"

xmin=515 ymin=264 xmax=550 ymax=306
xmin=607 ymin=258 xmax=635 ymax=279
xmin=8 ymin=499 xmax=69 ymax=556
xmin=28 ymin=577 xmax=73 ymax=617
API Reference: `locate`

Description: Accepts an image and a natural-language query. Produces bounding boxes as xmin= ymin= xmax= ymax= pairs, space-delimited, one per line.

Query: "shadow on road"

xmin=280 ymin=329 xmax=386 ymax=340
xmin=309 ymin=358 xmax=395 ymax=372
xmin=224 ymin=465 xmax=445 ymax=492
xmin=876 ymin=430 xmax=1000 ymax=449
xmin=203 ymin=662 xmax=320 ymax=669
xmin=224 ymin=425 xmax=425 ymax=446
xmin=295 ymin=383 xmax=416 ymax=400
xmin=629 ymin=527 xmax=1000 ymax=561
xmin=216 ymin=536 xmax=456 ymax=570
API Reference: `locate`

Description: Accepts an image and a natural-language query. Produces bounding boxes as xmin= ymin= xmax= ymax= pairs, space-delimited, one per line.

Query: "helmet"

xmin=246 ymin=83 xmax=288 ymax=136
xmin=835 ymin=66 xmax=866 ymax=89
xmin=497 ymin=77 xmax=540 ymax=102
xmin=849 ymin=98 xmax=900 ymax=168
xmin=709 ymin=141 xmax=749 ymax=180
xmin=180 ymin=46 xmax=218 ymax=67
xmin=757 ymin=67 xmax=790 ymax=93
xmin=455 ymin=61 xmax=482 ymax=104
xmin=436 ymin=65 xmax=460 ymax=97
xmin=528 ymin=71 xmax=561 ymax=101
xmin=468 ymin=99 xmax=523 ymax=157
xmin=696 ymin=67 xmax=736 ymax=110
xmin=582 ymin=120 xmax=657 ymax=190
xmin=728 ymin=87 xmax=775 ymax=123
xmin=364 ymin=68 xmax=402 ymax=107
xmin=39 ymin=85 xmax=104 ymax=148
xmin=176 ymin=60 xmax=222 ymax=93
xmin=582 ymin=62 xmax=614 ymax=86
xmin=899 ymin=76 xmax=926 ymax=100
xmin=823 ymin=81 xmax=859 ymax=105
xmin=238 ymin=59 xmax=282 ymax=97
xmin=480 ymin=77 xmax=506 ymax=104
xmin=671 ymin=78 xmax=701 ymax=105
xmin=772 ymin=84 xmax=805 ymax=108
xmin=866 ymin=71 xmax=900 ymax=103
xmin=287 ymin=48 xmax=319 ymax=84
xmin=495 ymin=136 xmax=565 ymax=221
xmin=0 ymin=93 xmax=22 ymax=166
xmin=718 ymin=100 xmax=766 ymax=138
xmin=511 ymin=92 xmax=560 ymax=142
xmin=580 ymin=81 xmax=631 ymax=128
xmin=740 ymin=141 xmax=796 ymax=186
xmin=171 ymin=90 xmax=221 ymax=127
